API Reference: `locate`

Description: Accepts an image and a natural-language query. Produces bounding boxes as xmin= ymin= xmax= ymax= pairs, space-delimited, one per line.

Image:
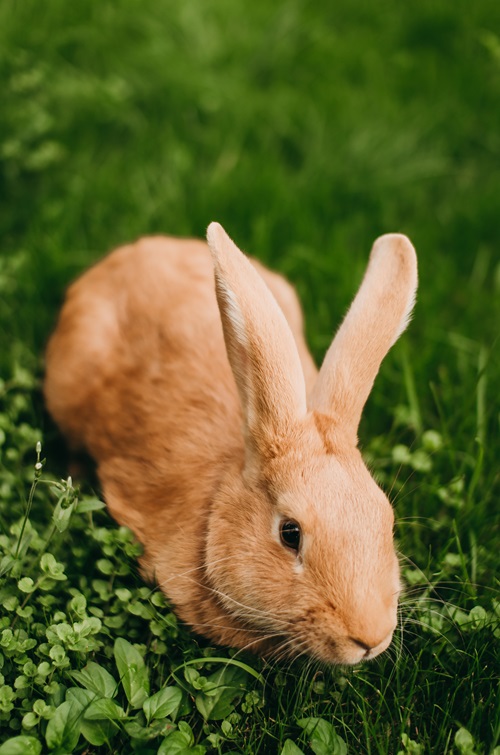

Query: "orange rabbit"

xmin=44 ymin=223 xmax=417 ymax=664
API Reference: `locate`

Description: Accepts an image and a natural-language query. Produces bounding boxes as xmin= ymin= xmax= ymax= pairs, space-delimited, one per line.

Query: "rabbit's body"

xmin=45 ymin=224 xmax=417 ymax=664
xmin=45 ymin=236 xmax=316 ymax=651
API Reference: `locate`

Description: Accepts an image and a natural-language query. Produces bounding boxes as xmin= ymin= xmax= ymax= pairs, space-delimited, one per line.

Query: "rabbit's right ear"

xmin=207 ymin=223 xmax=307 ymax=472
xmin=309 ymin=234 xmax=418 ymax=445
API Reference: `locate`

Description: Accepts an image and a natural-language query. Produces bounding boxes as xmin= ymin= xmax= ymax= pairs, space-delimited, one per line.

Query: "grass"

xmin=0 ymin=0 xmax=499 ymax=753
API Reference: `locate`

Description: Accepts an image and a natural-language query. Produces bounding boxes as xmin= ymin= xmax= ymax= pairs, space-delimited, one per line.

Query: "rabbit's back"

xmin=45 ymin=236 xmax=242 ymax=464
xmin=44 ymin=235 xmax=315 ymax=556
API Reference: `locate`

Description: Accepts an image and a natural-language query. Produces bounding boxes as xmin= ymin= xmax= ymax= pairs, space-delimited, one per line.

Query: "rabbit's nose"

xmin=350 ymin=637 xmax=374 ymax=657
xmin=350 ymin=629 xmax=394 ymax=659
xmin=351 ymin=637 xmax=372 ymax=652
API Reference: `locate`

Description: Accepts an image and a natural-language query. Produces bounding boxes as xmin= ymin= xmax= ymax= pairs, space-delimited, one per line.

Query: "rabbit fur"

xmin=44 ymin=223 xmax=417 ymax=664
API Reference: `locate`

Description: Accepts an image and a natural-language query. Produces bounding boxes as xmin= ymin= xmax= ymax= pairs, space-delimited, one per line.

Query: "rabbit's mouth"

xmin=266 ymin=605 xmax=398 ymax=665
xmin=295 ymin=628 xmax=396 ymax=665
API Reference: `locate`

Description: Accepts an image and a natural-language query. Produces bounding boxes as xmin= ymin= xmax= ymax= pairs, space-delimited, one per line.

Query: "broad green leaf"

xmin=66 ymin=687 xmax=97 ymax=708
xmin=84 ymin=697 xmax=126 ymax=720
xmin=67 ymin=685 xmax=120 ymax=745
xmin=71 ymin=662 xmax=118 ymax=698
xmin=143 ymin=685 xmax=182 ymax=723
xmin=124 ymin=719 xmax=160 ymax=741
xmin=76 ymin=497 xmax=106 ymax=513
xmin=0 ymin=736 xmax=42 ymax=755
xmin=81 ymin=717 xmax=119 ymax=747
xmin=114 ymin=637 xmax=150 ymax=708
xmin=297 ymin=717 xmax=347 ymax=755
xmin=195 ymin=665 xmax=249 ymax=721
xmin=0 ymin=555 xmax=15 ymax=577
xmin=158 ymin=742 xmax=205 ymax=755
xmin=281 ymin=741 xmax=306 ymax=755
xmin=157 ymin=722 xmax=205 ymax=754
xmin=45 ymin=699 xmax=82 ymax=752
xmin=454 ymin=728 xmax=476 ymax=754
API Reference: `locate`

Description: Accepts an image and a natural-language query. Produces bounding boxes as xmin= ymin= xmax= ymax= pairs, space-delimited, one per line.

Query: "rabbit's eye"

xmin=280 ymin=519 xmax=301 ymax=552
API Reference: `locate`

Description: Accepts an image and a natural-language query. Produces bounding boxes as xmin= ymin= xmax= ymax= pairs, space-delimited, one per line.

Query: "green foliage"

xmin=0 ymin=737 xmax=42 ymax=755
xmin=189 ymin=664 xmax=251 ymax=721
xmin=114 ymin=637 xmax=150 ymax=709
xmin=0 ymin=0 xmax=499 ymax=753
xmin=281 ymin=741 xmax=306 ymax=755
xmin=297 ymin=717 xmax=347 ymax=755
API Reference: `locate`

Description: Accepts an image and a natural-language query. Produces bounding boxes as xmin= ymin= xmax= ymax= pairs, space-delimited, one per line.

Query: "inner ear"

xmin=207 ymin=222 xmax=307 ymax=461
xmin=309 ymin=233 xmax=418 ymax=444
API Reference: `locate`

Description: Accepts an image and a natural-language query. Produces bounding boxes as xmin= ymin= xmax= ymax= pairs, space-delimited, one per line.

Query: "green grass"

xmin=0 ymin=1 xmax=499 ymax=753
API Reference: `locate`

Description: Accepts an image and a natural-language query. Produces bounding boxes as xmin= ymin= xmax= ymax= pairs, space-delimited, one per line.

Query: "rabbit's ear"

xmin=309 ymin=234 xmax=417 ymax=444
xmin=207 ymin=223 xmax=307 ymax=467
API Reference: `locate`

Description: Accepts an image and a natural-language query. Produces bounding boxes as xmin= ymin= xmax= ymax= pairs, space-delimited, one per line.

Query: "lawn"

xmin=0 ymin=0 xmax=499 ymax=753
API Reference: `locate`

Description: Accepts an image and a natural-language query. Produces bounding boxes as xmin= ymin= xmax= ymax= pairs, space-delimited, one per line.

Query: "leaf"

xmin=52 ymin=495 xmax=76 ymax=533
xmin=157 ymin=722 xmax=206 ymax=754
xmin=66 ymin=686 xmax=120 ymax=746
xmin=143 ymin=685 xmax=182 ymax=723
xmin=0 ymin=555 xmax=15 ymax=577
xmin=281 ymin=740 xmax=306 ymax=755
xmin=81 ymin=717 xmax=119 ymax=747
xmin=77 ymin=698 xmax=123 ymax=746
xmin=124 ymin=719 xmax=160 ymax=741
xmin=399 ymin=732 xmax=423 ymax=754
xmin=184 ymin=667 xmax=200 ymax=687
xmin=40 ymin=553 xmax=66 ymax=580
xmin=158 ymin=743 xmax=205 ymax=755
xmin=76 ymin=497 xmax=106 ymax=513
xmin=0 ymin=736 xmax=42 ymax=755
xmin=114 ymin=637 xmax=150 ymax=708
xmin=45 ymin=699 xmax=82 ymax=752
xmin=17 ymin=577 xmax=36 ymax=593
xmin=71 ymin=662 xmax=118 ymax=698
xmin=194 ymin=664 xmax=249 ymax=721
xmin=66 ymin=686 xmax=97 ymax=708
xmin=454 ymin=728 xmax=476 ymax=754
xmin=297 ymin=717 xmax=347 ymax=755
xmin=84 ymin=698 xmax=126 ymax=720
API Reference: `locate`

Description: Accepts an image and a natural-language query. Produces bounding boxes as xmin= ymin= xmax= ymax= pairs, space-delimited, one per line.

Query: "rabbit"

xmin=44 ymin=222 xmax=417 ymax=664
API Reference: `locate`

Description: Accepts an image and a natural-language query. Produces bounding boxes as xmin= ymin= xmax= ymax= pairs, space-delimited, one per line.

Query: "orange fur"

xmin=44 ymin=224 xmax=417 ymax=664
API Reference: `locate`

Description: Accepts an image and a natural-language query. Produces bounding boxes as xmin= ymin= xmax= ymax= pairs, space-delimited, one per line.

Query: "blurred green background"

xmin=2 ymin=0 xmax=499 ymax=359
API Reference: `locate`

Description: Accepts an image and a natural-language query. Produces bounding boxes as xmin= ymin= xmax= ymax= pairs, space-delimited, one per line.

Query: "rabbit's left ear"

xmin=309 ymin=234 xmax=418 ymax=445
xmin=207 ymin=223 xmax=307 ymax=467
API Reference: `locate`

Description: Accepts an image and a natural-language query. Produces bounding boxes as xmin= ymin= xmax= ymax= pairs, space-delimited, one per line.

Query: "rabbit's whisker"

xmin=152 ymin=555 xmax=235 ymax=592
xmin=187 ymin=577 xmax=294 ymax=626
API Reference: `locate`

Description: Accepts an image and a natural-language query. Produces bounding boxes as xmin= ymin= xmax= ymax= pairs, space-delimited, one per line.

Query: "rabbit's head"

xmin=204 ymin=223 xmax=417 ymax=664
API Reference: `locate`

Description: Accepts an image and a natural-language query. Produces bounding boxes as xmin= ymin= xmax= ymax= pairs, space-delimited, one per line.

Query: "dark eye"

xmin=279 ymin=519 xmax=301 ymax=552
